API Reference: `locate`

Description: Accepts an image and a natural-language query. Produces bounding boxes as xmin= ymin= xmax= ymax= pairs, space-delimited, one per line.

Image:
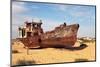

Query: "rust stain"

xmin=18 ymin=20 xmax=79 ymax=48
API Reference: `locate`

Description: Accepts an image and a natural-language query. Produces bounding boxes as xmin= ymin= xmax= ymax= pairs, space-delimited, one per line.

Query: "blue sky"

xmin=12 ymin=1 xmax=96 ymax=39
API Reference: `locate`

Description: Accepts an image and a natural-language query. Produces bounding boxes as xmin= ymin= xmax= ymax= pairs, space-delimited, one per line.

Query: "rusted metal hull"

xmin=18 ymin=35 xmax=76 ymax=48
xmin=18 ymin=24 xmax=79 ymax=49
xmin=40 ymin=35 xmax=77 ymax=48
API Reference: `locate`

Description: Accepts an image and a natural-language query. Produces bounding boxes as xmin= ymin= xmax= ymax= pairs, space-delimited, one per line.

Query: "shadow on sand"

xmin=64 ymin=44 xmax=88 ymax=51
xmin=29 ymin=44 xmax=88 ymax=51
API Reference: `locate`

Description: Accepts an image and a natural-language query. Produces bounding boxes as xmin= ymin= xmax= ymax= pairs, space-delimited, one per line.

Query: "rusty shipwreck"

xmin=18 ymin=20 xmax=80 ymax=48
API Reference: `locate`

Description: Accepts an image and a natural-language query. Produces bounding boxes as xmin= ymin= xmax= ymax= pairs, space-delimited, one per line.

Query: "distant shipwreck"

xmin=18 ymin=20 xmax=80 ymax=49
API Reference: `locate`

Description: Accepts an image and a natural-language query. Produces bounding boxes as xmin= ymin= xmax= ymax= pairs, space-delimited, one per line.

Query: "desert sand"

xmin=12 ymin=40 xmax=95 ymax=66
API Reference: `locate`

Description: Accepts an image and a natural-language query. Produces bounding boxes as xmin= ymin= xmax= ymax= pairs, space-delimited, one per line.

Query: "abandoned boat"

xmin=18 ymin=20 xmax=79 ymax=48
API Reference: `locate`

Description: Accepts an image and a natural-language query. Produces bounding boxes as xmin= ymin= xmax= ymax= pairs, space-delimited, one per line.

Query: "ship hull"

xmin=18 ymin=35 xmax=77 ymax=48
xmin=40 ymin=35 xmax=77 ymax=48
xmin=18 ymin=24 xmax=79 ymax=49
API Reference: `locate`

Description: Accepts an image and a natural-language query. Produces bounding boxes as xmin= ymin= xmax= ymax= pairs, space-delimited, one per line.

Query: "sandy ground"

xmin=12 ymin=41 xmax=96 ymax=66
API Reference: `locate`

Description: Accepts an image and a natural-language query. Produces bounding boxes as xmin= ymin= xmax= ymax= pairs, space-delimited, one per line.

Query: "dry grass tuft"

xmin=75 ymin=59 xmax=89 ymax=62
xmin=12 ymin=50 xmax=19 ymax=53
xmin=14 ymin=59 xmax=36 ymax=66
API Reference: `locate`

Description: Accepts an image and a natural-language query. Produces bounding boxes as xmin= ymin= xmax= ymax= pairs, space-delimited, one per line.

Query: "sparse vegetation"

xmin=79 ymin=38 xmax=95 ymax=43
xmin=12 ymin=50 xmax=19 ymax=53
xmin=75 ymin=59 xmax=88 ymax=62
xmin=15 ymin=59 xmax=36 ymax=66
